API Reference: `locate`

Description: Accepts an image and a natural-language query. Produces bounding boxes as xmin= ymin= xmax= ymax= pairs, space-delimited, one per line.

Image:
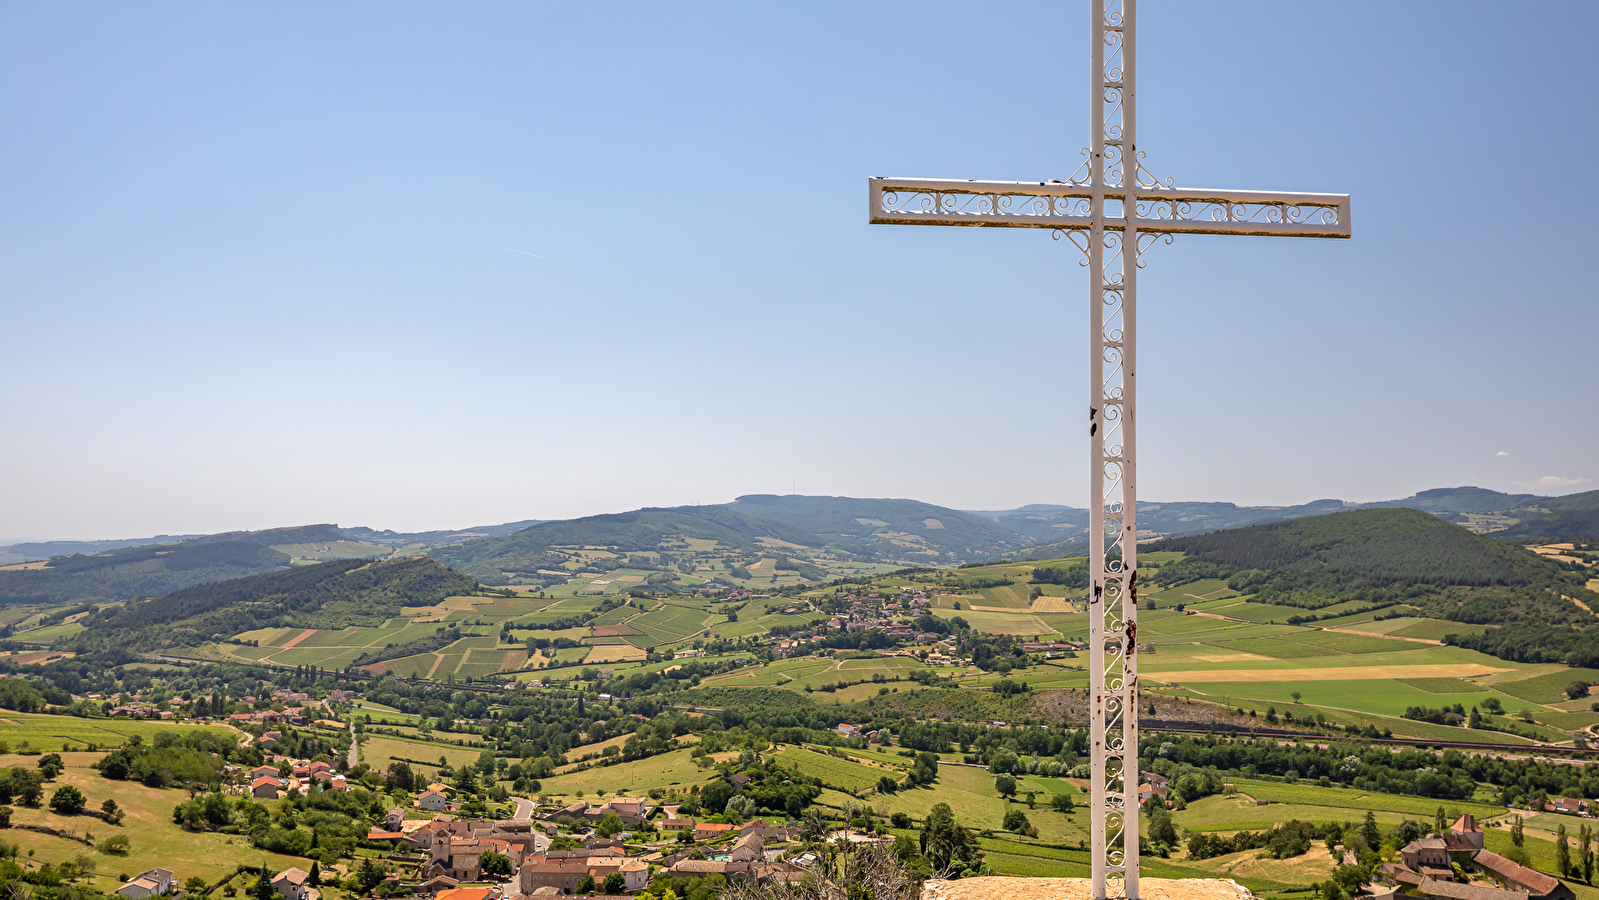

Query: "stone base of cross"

xmin=866 ymin=2 xmax=1349 ymax=897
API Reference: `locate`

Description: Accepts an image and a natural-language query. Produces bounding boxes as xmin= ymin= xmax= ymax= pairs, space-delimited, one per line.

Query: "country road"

xmin=348 ymin=721 xmax=359 ymax=769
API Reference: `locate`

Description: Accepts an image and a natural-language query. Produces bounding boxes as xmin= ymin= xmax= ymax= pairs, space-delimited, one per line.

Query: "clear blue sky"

xmin=3 ymin=1 xmax=1596 ymax=539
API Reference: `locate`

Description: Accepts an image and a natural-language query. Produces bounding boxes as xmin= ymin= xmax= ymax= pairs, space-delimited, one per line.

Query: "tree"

xmin=800 ymin=809 xmax=829 ymax=844
xmin=97 ymin=834 xmax=130 ymax=855
xmin=1290 ymin=691 xmax=1302 ymax=703
xmin=101 ymin=798 xmax=124 ymax=825
xmin=386 ymin=761 xmax=415 ymax=792
xmin=1001 ymin=808 xmax=1030 ymax=833
xmin=701 ymin=780 xmax=735 ymax=814
xmin=1362 ymin=811 xmax=1380 ymax=852
xmin=49 ymin=785 xmax=86 ymax=815
xmin=725 ymin=795 xmax=756 ymax=823
xmin=308 ymin=862 xmax=320 ymax=887
xmin=994 ymin=775 xmax=1017 ymax=798
xmin=1580 ymin=824 xmax=1594 ymax=884
xmin=355 ymin=859 xmax=386 ymax=894
xmin=920 ymin=802 xmax=980 ymax=874
xmin=604 ymin=872 xmax=626 ymax=894
xmin=453 ymin=765 xmax=479 ymax=795
xmin=576 ymin=876 xmax=596 ymax=894
xmin=481 ymin=850 xmax=514 ymax=878
xmin=596 ymin=812 xmax=625 ymax=838
xmin=38 ymin=754 xmax=63 ymax=781
xmin=1559 ymin=824 xmax=1572 ymax=878
xmin=1051 ymin=793 xmax=1075 ymax=814
xmin=1512 ymin=816 xmax=1525 ymax=847
xmin=1147 ymin=807 xmax=1178 ymax=852
xmin=1435 ymin=807 xmax=1447 ymax=835
xmin=185 ymin=877 xmax=210 ymax=894
xmin=876 ymin=775 xmax=898 ymax=794
xmin=251 ymin=868 xmax=277 ymax=900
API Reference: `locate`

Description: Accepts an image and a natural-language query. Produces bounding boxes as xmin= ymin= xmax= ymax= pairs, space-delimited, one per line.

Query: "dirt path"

xmin=1322 ymin=626 xmax=1441 ymax=645
xmin=280 ymin=628 xmax=318 ymax=650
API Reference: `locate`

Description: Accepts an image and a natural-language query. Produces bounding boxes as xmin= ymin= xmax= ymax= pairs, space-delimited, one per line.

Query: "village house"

xmin=1472 ymin=851 xmax=1577 ymax=900
xmin=114 ymin=868 xmax=174 ymax=899
xmin=1448 ymin=815 xmax=1485 ymax=852
xmin=271 ymin=868 xmax=311 ymax=900
xmin=250 ymin=776 xmax=282 ymax=800
xmin=517 ymin=858 xmax=594 ymax=895
xmin=694 ymin=822 xmax=735 ymax=841
xmin=727 ymin=833 xmax=764 ymax=862
xmin=1418 ymin=878 xmax=1529 ymax=900
xmin=419 ymin=789 xmax=450 ymax=812
xmin=661 ymin=817 xmax=695 ymax=833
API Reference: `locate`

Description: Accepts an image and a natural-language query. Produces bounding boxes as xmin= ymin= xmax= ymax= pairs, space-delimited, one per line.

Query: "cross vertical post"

xmin=865 ymin=1 xmax=1349 ymax=895
xmin=1089 ymin=1 xmax=1138 ymax=897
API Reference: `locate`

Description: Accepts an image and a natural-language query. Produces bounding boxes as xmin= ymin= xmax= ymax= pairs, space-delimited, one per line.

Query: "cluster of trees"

xmin=96 ymin=732 xmax=233 ymax=788
xmin=1401 ymin=704 xmax=1468 ymax=726
xmin=677 ymin=756 xmax=822 ymax=820
xmin=1448 ymin=624 xmax=1599 ymax=667
xmin=175 ymin=784 xmax=370 ymax=865
xmin=0 ymin=678 xmax=66 ymax=713
xmin=1187 ymin=819 xmax=1331 ymax=860
xmin=1031 ymin=562 xmax=1090 ymax=588
xmin=1147 ymin=733 xmax=1599 ymax=808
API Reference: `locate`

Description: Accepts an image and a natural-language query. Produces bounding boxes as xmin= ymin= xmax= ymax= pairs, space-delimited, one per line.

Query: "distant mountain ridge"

xmin=722 ymin=495 xmax=1029 ymax=563
xmin=966 ymin=485 xmax=1599 ymax=547
xmin=3 ymin=485 xmax=1594 ymax=604
xmin=428 ymin=506 xmax=823 ymax=584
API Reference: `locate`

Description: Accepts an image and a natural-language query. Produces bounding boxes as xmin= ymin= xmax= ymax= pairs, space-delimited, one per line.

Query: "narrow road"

xmin=348 ymin=721 xmax=359 ymax=769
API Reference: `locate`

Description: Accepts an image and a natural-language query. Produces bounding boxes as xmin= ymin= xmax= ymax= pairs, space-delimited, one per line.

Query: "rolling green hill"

xmin=1488 ymin=491 xmax=1599 ymax=542
xmin=0 ymin=539 xmax=291 ymax=605
xmin=0 ymin=524 xmax=355 ymax=606
xmin=428 ymin=506 xmax=825 ymax=583
xmin=71 ymin=556 xmax=477 ymax=650
xmin=1147 ymin=508 xmax=1598 ymax=628
xmin=723 ymin=494 xmax=1029 ymax=563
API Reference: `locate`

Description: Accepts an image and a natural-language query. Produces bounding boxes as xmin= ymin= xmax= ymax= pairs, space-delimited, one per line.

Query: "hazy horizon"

xmin=3 ymin=481 xmax=1593 ymax=546
xmin=4 ymin=1 xmax=1595 ymax=538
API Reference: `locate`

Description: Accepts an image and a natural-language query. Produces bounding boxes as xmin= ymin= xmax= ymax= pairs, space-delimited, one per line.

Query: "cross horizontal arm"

xmin=869 ymin=176 xmax=1350 ymax=238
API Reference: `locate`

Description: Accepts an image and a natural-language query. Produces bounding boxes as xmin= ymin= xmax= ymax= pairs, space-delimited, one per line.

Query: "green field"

xmin=537 ymin=746 xmax=724 ymax=798
xmin=772 ymin=746 xmax=895 ymax=792
xmin=625 ymin=604 xmax=712 ymax=646
xmin=0 ymin=712 xmax=234 ymax=752
xmin=1184 ymin=679 xmax=1514 ymax=719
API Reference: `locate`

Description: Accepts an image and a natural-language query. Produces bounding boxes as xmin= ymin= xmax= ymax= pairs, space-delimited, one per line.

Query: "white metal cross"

xmin=866 ymin=2 xmax=1349 ymax=896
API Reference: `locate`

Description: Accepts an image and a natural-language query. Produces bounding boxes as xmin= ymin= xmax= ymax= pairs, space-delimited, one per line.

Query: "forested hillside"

xmin=1487 ymin=491 xmax=1599 ymax=543
xmin=0 ymin=539 xmax=290 ymax=605
xmin=1148 ymin=508 xmax=1598 ymax=630
xmin=428 ymin=506 xmax=823 ymax=583
xmin=723 ymin=494 xmax=1028 ymax=563
xmin=72 ymin=556 xmax=477 ymax=650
